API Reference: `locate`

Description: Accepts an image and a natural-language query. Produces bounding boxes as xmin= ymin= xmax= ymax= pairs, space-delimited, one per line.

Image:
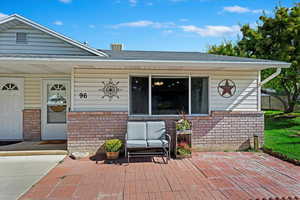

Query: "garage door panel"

xmin=0 ymin=78 xmax=24 ymax=140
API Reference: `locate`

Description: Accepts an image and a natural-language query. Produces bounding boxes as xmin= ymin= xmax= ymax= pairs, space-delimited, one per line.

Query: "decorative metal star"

xmin=218 ymin=79 xmax=236 ymax=98
xmin=100 ymin=79 xmax=120 ymax=101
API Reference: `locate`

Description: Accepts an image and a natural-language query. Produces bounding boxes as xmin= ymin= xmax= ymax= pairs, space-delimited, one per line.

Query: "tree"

xmin=208 ymin=4 xmax=300 ymax=113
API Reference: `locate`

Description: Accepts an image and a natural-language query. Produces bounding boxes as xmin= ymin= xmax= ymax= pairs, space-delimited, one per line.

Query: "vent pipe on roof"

xmin=111 ymin=43 xmax=123 ymax=51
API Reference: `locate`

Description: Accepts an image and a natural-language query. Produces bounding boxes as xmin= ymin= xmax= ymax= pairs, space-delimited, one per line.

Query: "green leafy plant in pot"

xmin=177 ymin=142 xmax=192 ymax=157
xmin=176 ymin=112 xmax=192 ymax=134
xmin=104 ymin=139 xmax=122 ymax=160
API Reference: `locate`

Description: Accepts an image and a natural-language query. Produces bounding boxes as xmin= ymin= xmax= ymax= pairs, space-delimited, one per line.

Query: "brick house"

xmin=0 ymin=14 xmax=290 ymax=154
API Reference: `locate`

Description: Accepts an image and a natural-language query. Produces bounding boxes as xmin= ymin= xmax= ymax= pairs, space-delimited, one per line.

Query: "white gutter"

xmin=260 ymin=68 xmax=282 ymax=86
xmin=0 ymin=57 xmax=291 ymax=66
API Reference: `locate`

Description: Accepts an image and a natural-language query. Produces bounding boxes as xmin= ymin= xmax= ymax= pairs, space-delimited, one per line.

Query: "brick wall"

xmin=23 ymin=109 xmax=41 ymax=141
xmin=67 ymin=112 xmax=128 ymax=153
xmin=188 ymin=111 xmax=264 ymax=151
xmin=67 ymin=111 xmax=264 ymax=154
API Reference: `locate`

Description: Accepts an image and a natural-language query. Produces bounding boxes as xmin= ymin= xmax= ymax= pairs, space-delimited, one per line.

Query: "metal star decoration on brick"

xmin=100 ymin=79 xmax=120 ymax=101
xmin=217 ymin=79 xmax=236 ymax=98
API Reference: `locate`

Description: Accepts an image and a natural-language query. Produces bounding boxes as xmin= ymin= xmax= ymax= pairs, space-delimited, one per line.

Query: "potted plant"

xmin=104 ymin=139 xmax=122 ymax=160
xmin=176 ymin=112 xmax=192 ymax=135
xmin=177 ymin=142 xmax=192 ymax=158
xmin=175 ymin=112 xmax=192 ymax=158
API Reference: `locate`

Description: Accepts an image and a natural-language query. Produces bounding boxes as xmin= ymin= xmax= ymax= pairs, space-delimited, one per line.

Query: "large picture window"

xmin=130 ymin=76 xmax=209 ymax=115
xmin=152 ymin=78 xmax=188 ymax=115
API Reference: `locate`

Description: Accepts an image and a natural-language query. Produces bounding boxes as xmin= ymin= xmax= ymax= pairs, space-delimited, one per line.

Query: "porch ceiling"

xmin=0 ymin=58 xmax=290 ymax=74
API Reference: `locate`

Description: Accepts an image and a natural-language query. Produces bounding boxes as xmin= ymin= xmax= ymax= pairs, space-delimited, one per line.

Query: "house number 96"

xmin=79 ymin=92 xmax=88 ymax=99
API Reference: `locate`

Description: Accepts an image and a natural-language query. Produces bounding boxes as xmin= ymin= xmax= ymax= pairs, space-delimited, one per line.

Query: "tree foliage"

xmin=208 ymin=4 xmax=300 ymax=113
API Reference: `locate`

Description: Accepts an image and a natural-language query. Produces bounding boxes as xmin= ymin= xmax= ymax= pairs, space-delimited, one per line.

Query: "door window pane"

xmin=152 ymin=78 xmax=188 ymax=115
xmin=191 ymin=77 xmax=208 ymax=114
xmin=47 ymin=83 xmax=67 ymax=123
xmin=130 ymin=77 xmax=149 ymax=115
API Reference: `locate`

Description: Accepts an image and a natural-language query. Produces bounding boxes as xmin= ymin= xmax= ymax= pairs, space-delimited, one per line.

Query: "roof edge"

xmin=0 ymin=56 xmax=291 ymax=68
xmin=0 ymin=14 xmax=108 ymax=57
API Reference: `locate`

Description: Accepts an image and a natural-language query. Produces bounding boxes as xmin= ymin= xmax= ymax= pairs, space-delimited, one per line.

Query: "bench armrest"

xmin=165 ymin=134 xmax=171 ymax=143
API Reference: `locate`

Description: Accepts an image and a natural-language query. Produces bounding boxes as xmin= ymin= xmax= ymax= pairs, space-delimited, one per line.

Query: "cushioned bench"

xmin=125 ymin=121 xmax=171 ymax=163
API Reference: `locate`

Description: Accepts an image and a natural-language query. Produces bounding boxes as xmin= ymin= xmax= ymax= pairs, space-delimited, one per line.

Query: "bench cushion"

xmin=126 ymin=140 xmax=148 ymax=148
xmin=127 ymin=122 xmax=147 ymax=140
xmin=147 ymin=121 xmax=166 ymax=140
xmin=147 ymin=140 xmax=169 ymax=148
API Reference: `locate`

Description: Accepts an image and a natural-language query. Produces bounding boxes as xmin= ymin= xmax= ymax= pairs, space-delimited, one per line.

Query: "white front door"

xmin=42 ymin=80 xmax=70 ymax=140
xmin=0 ymin=78 xmax=24 ymax=140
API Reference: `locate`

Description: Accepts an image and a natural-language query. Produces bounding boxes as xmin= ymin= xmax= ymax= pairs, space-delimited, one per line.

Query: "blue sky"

xmin=0 ymin=0 xmax=297 ymax=52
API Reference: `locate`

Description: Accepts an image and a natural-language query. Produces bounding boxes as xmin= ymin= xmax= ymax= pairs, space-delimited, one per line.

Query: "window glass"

xmin=130 ymin=77 xmax=149 ymax=115
xmin=191 ymin=77 xmax=209 ymax=114
xmin=152 ymin=78 xmax=188 ymax=115
xmin=16 ymin=32 xmax=27 ymax=44
xmin=47 ymin=83 xmax=67 ymax=123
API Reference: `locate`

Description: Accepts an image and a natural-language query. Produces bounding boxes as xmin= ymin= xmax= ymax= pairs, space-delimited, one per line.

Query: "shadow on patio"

xmin=0 ymin=141 xmax=67 ymax=156
xmin=19 ymin=152 xmax=300 ymax=200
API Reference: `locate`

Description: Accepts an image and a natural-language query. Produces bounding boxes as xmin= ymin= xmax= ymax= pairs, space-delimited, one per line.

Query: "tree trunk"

xmin=284 ymin=104 xmax=295 ymax=113
xmin=284 ymin=93 xmax=298 ymax=113
xmin=284 ymin=103 xmax=295 ymax=113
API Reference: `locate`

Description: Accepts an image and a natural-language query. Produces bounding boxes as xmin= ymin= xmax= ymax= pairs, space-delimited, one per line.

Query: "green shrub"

xmin=104 ymin=139 xmax=122 ymax=152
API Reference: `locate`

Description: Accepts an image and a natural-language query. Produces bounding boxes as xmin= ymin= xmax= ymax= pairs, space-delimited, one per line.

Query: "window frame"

xmin=16 ymin=32 xmax=28 ymax=44
xmin=129 ymin=74 xmax=210 ymax=116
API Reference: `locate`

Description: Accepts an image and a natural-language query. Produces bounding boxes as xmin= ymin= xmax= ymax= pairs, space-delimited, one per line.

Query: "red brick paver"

xmin=20 ymin=152 xmax=300 ymax=200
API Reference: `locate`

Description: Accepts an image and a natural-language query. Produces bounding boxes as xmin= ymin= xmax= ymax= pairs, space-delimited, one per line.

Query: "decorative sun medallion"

xmin=100 ymin=79 xmax=120 ymax=101
xmin=217 ymin=79 xmax=236 ymax=98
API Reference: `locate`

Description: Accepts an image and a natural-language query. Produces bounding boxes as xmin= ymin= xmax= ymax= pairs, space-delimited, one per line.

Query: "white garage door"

xmin=0 ymin=78 xmax=24 ymax=140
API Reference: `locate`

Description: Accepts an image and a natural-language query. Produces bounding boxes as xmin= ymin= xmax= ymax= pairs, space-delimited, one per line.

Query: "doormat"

xmin=39 ymin=140 xmax=67 ymax=145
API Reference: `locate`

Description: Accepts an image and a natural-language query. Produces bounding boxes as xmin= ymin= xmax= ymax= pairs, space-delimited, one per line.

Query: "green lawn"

xmin=264 ymin=110 xmax=300 ymax=161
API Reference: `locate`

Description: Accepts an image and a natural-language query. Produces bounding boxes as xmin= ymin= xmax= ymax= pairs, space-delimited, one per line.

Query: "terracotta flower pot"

xmin=106 ymin=151 xmax=119 ymax=160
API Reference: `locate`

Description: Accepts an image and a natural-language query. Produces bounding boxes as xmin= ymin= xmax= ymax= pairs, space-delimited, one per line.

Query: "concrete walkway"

xmin=20 ymin=152 xmax=300 ymax=200
xmin=0 ymin=155 xmax=65 ymax=200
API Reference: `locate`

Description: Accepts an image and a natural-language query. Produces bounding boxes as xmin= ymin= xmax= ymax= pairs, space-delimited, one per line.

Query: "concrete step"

xmin=0 ymin=150 xmax=68 ymax=156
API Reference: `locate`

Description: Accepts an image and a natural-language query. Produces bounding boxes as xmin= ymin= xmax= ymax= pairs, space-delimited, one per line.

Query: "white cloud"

xmin=111 ymin=19 xmax=241 ymax=38
xmin=129 ymin=0 xmax=137 ymax=6
xmin=223 ymin=5 xmax=250 ymax=13
xmin=180 ymin=25 xmax=240 ymax=37
xmin=162 ymin=30 xmax=173 ymax=35
xmin=59 ymin=0 xmax=72 ymax=3
xmin=179 ymin=18 xmax=189 ymax=22
xmin=112 ymin=20 xmax=175 ymax=29
xmin=0 ymin=13 xmax=8 ymax=19
xmin=89 ymin=24 xmax=96 ymax=28
xmin=223 ymin=5 xmax=268 ymax=14
xmin=53 ymin=20 xmax=63 ymax=26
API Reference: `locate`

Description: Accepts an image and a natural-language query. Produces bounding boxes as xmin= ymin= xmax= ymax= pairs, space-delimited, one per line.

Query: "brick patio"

xmin=20 ymin=152 xmax=300 ymax=200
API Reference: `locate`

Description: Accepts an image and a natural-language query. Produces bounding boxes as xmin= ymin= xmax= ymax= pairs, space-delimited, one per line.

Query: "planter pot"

xmin=106 ymin=151 xmax=119 ymax=160
xmin=49 ymin=105 xmax=66 ymax=112
xmin=176 ymin=130 xmax=192 ymax=135
xmin=175 ymin=130 xmax=192 ymax=158
xmin=176 ymin=154 xmax=192 ymax=159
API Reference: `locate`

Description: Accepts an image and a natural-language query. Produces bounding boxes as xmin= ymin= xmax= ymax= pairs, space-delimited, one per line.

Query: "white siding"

xmin=73 ymin=68 xmax=259 ymax=112
xmin=0 ymin=20 xmax=93 ymax=56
